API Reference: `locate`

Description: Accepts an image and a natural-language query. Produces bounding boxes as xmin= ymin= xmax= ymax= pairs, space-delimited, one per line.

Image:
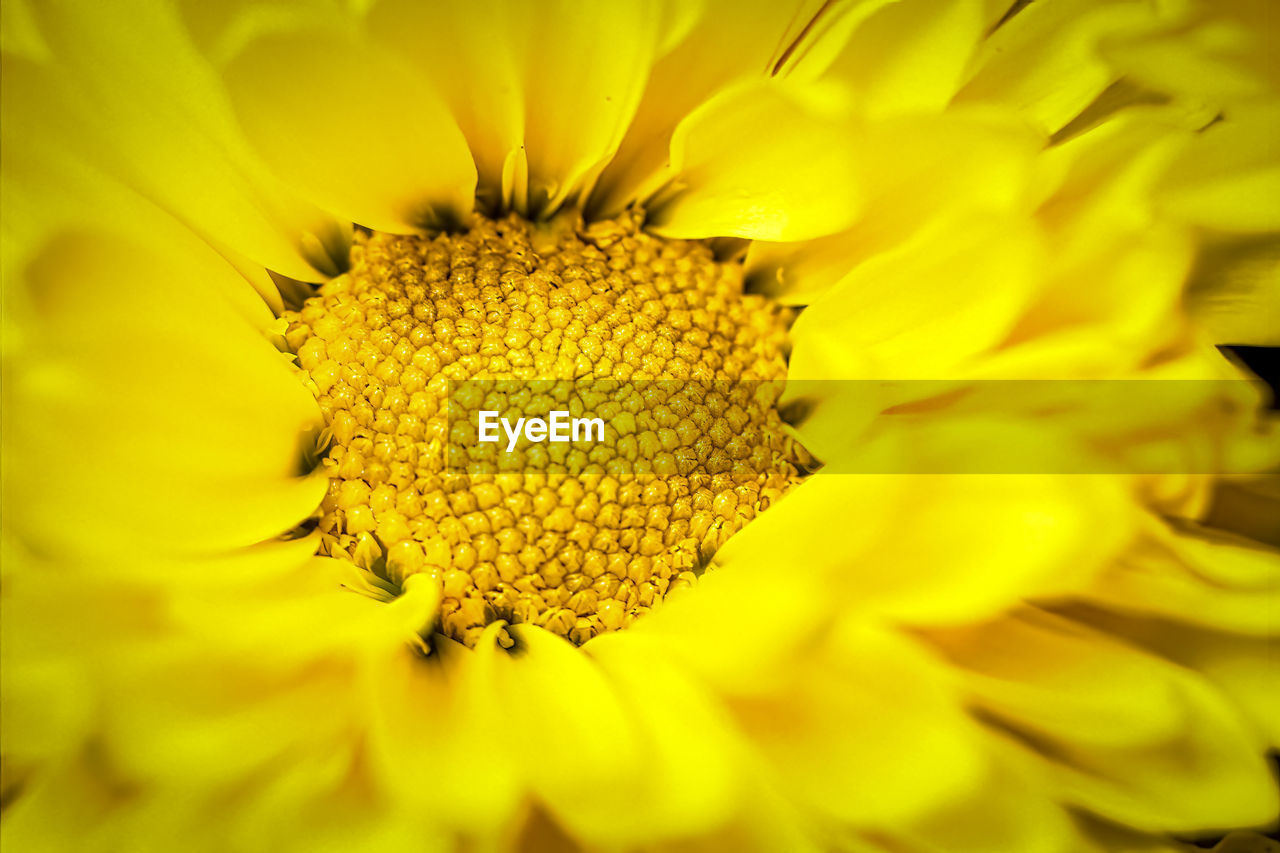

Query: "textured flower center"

xmin=283 ymin=212 xmax=806 ymax=646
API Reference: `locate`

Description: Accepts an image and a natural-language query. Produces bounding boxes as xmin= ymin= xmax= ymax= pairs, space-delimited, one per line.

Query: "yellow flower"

xmin=2 ymin=1 xmax=1277 ymax=851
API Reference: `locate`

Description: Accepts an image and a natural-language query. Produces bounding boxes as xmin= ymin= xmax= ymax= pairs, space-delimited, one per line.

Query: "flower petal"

xmin=894 ymin=733 xmax=1086 ymax=853
xmin=726 ymin=618 xmax=983 ymax=826
xmin=473 ymin=624 xmax=645 ymax=845
xmin=1156 ymin=107 xmax=1280 ymax=233
xmin=745 ymin=109 xmax=1043 ymax=305
xmin=1083 ymin=522 xmax=1280 ymax=635
xmin=8 ymin=0 xmax=343 ymax=279
xmin=715 ymin=474 xmax=1133 ymax=625
xmin=648 ymin=79 xmax=863 ymax=241
xmin=587 ymin=0 xmax=830 ymax=216
xmin=368 ymin=0 xmax=659 ymax=215
xmin=786 ymin=212 xmax=1045 ymax=378
xmin=582 ymin=632 xmax=744 ymax=843
xmin=1102 ymin=0 xmax=1280 ymax=111
xmin=4 ymin=229 xmax=325 ymax=559
xmin=364 ymin=642 xmax=523 ymax=840
xmin=931 ymin=609 xmax=1278 ymax=832
xmin=1186 ymin=235 xmax=1280 ymax=346
xmin=221 ymin=31 xmax=476 ymax=232
xmin=956 ymin=0 xmax=1162 ymax=135
xmin=816 ymin=0 xmax=986 ymax=121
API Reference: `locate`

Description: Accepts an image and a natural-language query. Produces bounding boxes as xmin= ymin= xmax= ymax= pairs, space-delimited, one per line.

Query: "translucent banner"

xmin=439 ymin=379 xmax=1275 ymax=475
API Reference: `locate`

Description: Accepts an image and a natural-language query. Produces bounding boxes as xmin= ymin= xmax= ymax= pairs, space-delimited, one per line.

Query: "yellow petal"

xmin=588 ymin=0 xmax=831 ymax=216
xmin=894 ymin=732 xmax=1086 ymax=853
xmin=221 ymin=31 xmax=476 ymax=232
xmin=365 ymin=642 xmax=522 ymax=839
xmin=715 ymin=474 xmax=1133 ymax=625
xmin=1084 ymin=522 xmax=1280 ymax=635
xmin=99 ymin=648 xmax=355 ymax=790
xmin=932 ymin=609 xmax=1278 ymax=832
xmin=1186 ymin=235 xmax=1280 ymax=346
xmin=1129 ymin=617 xmax=1280 ymax=751
xmin=994 ymin=122 xmax=1197 ymax=369
xmin=746 ymin=109 xmax=1044 ymax=304
xmin=473 ymin=624 xmax=646 ymax=846
xmin=0 ymin=764 xmax=135 ymax=853
xmin=4 ymin=230 xmax=325 ymax=559
xmin=0 ymin=101 xmax=295 ymax=321
xmin=8 ymin=0 xmax=342 ymax=279
xmin=726 ymin=618 xmax=982 ymax=826
xmin=0 ymin=626 xmax=92 ymax=765
xmin=168 ymin=560 xmax=439 ymax=667
xmin=1157 ymin=107 xmax=1280 ymax=233
xmin=1068 ymin=558 xmax=1280 ymax=749
xmin=633 ymin=543 xmax=837 ymax=695
xmin=582 ymin=632 xmax=743 ymax=843
xmin=1205 ymin=474 xmax=1280 ymax=546
xmin=0 ymin=0 xmax=49 ymax=61
xmin=817 ymin=0 xmax=985 ymax=120
xmin=1155 ymin=628 xmax=1280 ymax=748
xmin=175 ymin=0 xmax=357 ymax=69
xmin=368 ymin=0 xmax=659 ymax=215
xmin=957 ymin=0 xmax=1161 ymax=135
xmin=786 ymin=212 xmax=1045 ymax=378
xmin=222 ymin=740 xmax=449 ymax=853
xmin=1103 ymin=0 xmax=1280 ymax=110
xmin=1210 ymin=832 xmax=1280 ymax=853
xmin=649 ymin=79 xmax=862 ymax=241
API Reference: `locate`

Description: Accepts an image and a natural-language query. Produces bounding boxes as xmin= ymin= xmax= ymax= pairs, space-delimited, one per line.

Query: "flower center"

xmin=283 ymin=212 xmax=806 ymax=646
